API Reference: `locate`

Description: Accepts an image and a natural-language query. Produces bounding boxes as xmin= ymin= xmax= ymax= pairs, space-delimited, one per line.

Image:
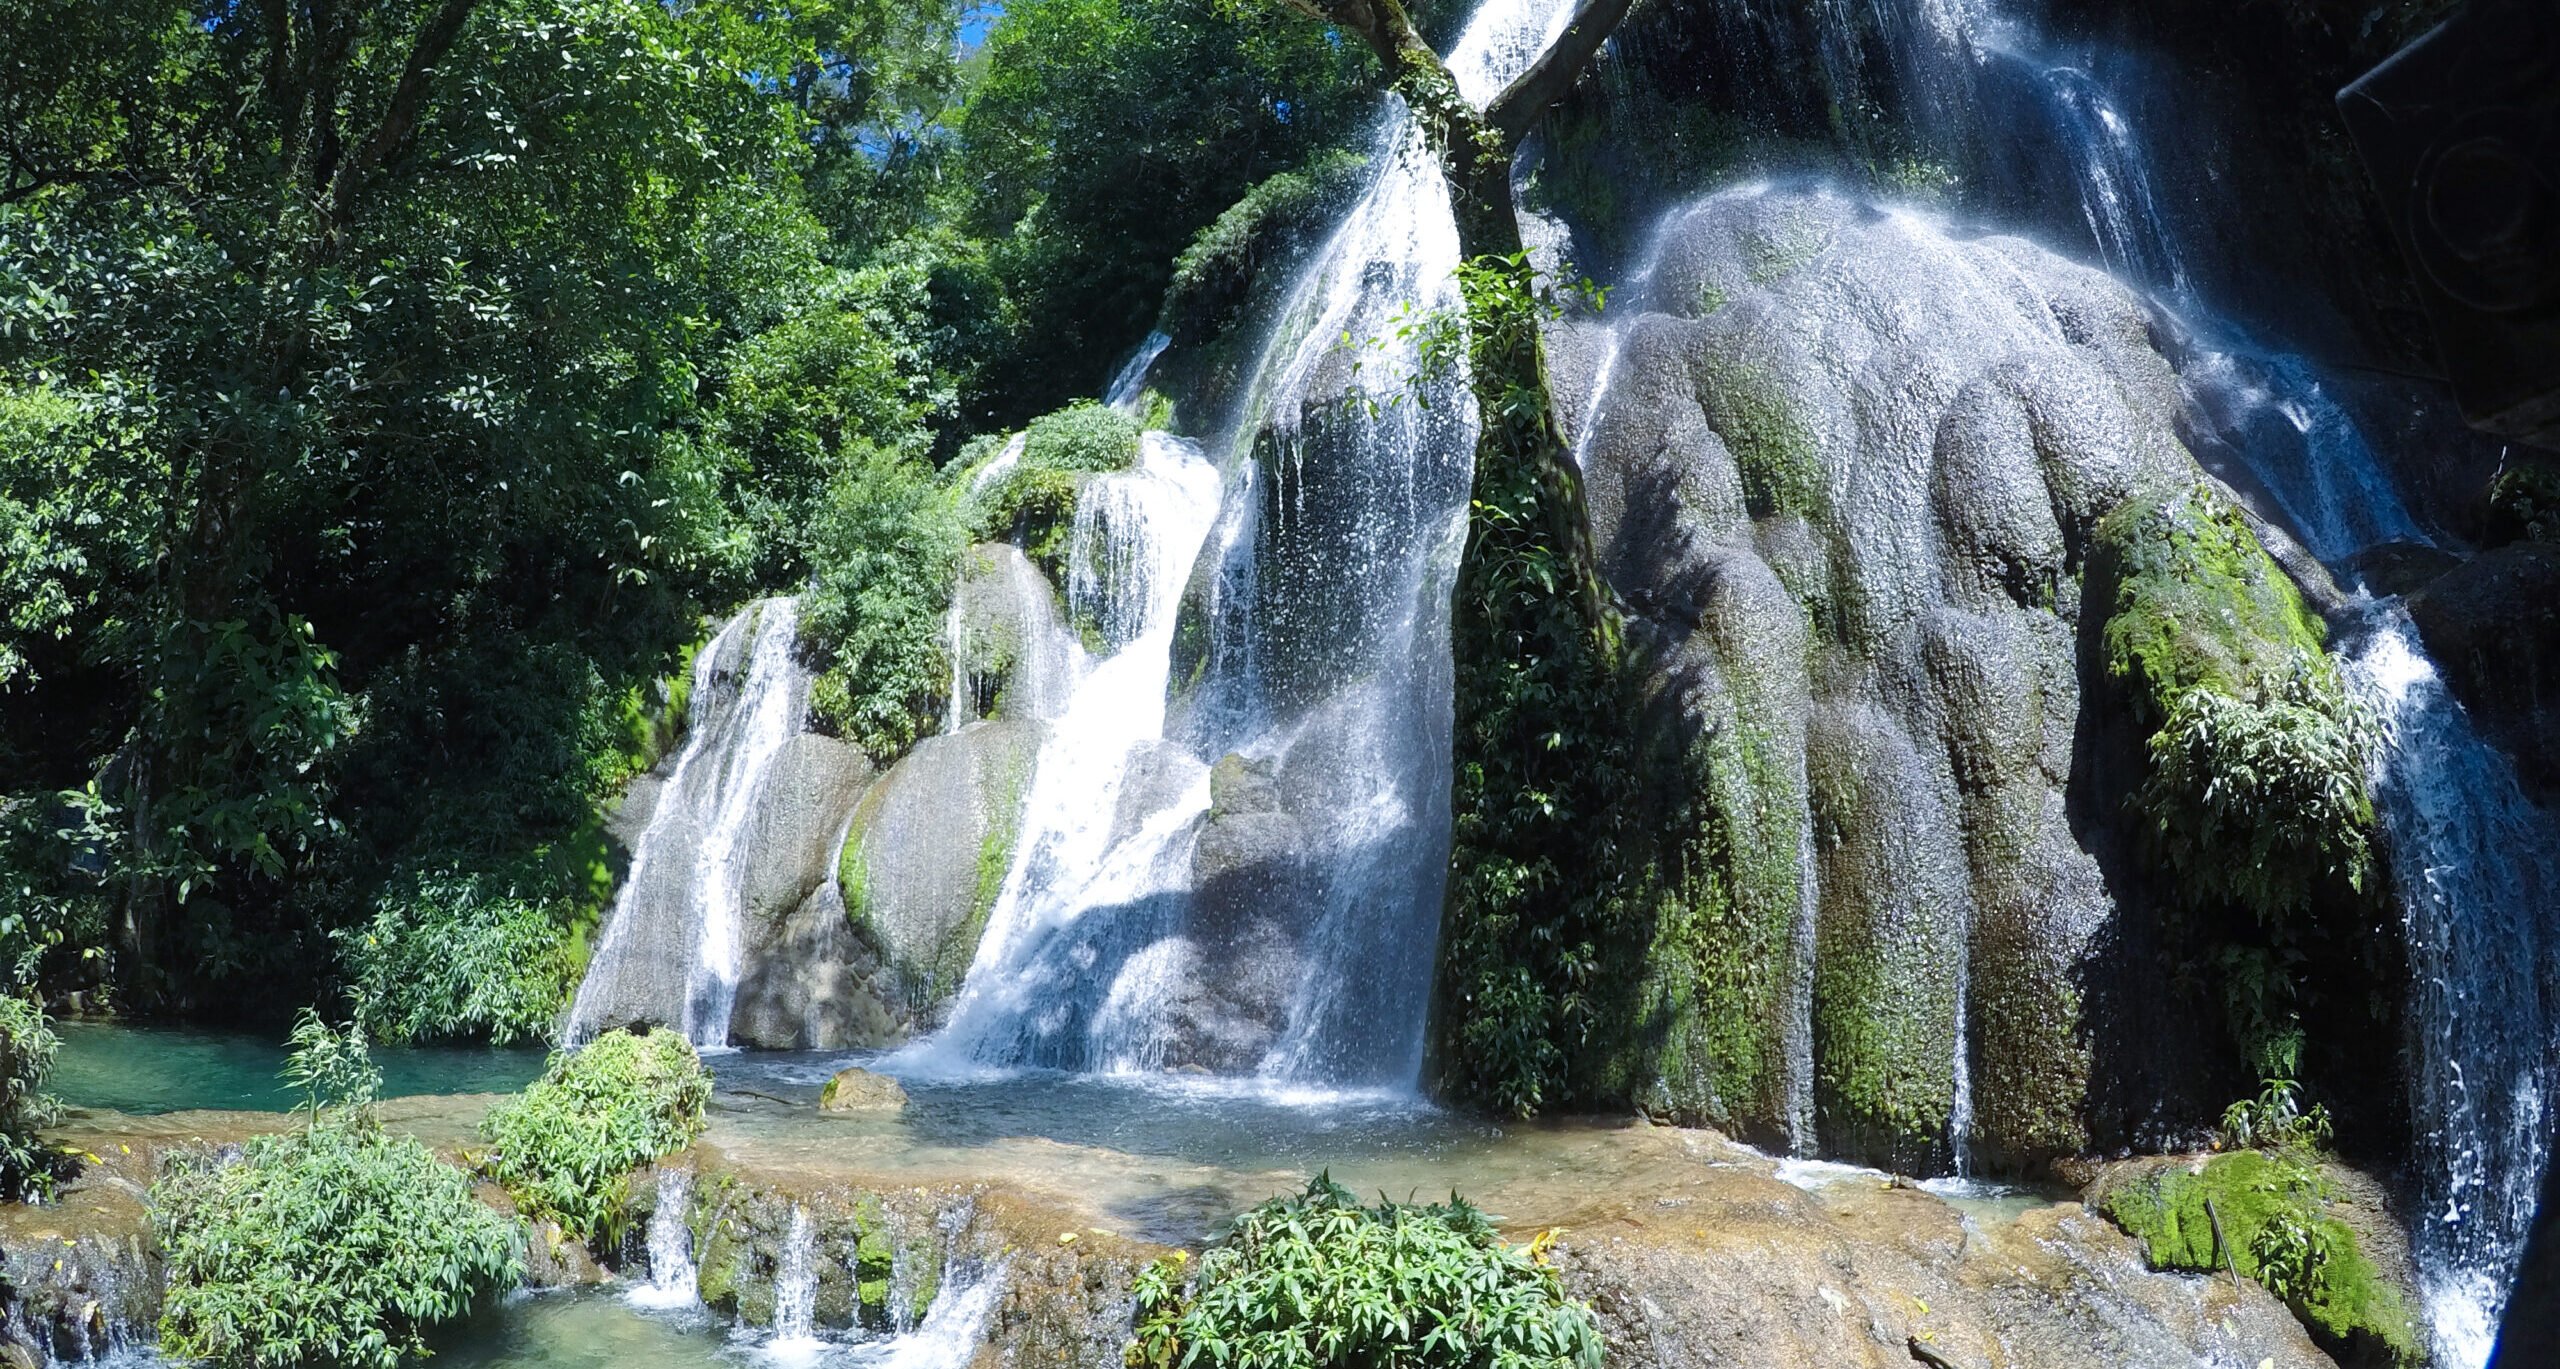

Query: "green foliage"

xmin=0 ymin=997 xmax=66 ymax=1201
xmin=337 ymin=870 xmax=578 ymax=1047
xmin=154 ymin=1125 xmax=523 ymax=1369
xmin=2094 ymin=483 xmax=2385 ymax=1090
xmin=801 ymin=445 xmax=967 ymax=764
xmin=1022 ymin=400 xmax=1142 ymax=475
xmin=2220 ymin=1078 xmax=2335 ymax=1155
xmin=2097 ymin=1151 xmax=2421 ymax=1367
xmin=1436 ymin=253 xmax=1634 ymax=1118
xmin=951 ymin=0 xmax=1377 ymax=427
xmin=1128 ymin=1175 xmax=1602 ymax=1369
xmin=1162 ymin=150 xmax=1370 ymax=345
xmin=153 ymin=1017 xmax=521 ymax=1369
xmin=478 ymin=1028 xmax=712 ymax=1246
xmin=2139 ymin=669 xmax=2378 ymax=916
xmin=2488 ymin=458 xmax=2560 ymax=545
xmin=281 ymin=1010 xmax=383 ymax=1124
xmin=0 ymin=0 xmax=853 ymax=1010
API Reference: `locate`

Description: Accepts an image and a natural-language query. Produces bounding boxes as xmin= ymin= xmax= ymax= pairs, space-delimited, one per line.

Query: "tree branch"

xmin=323 ymin=0 xmax=479 ymax=238
xmin=1484 ymin=0 xmax=1636 ymax=144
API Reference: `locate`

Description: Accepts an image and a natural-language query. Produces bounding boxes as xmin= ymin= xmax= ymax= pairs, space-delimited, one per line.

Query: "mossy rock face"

xmin=2089 ymin=480 xmax=2382 ymax=1076
xmin=2094 ymin=481 xmax=2331 ymax=722
xmin=2096 ymin=1151 xmax=2424 ymax=1368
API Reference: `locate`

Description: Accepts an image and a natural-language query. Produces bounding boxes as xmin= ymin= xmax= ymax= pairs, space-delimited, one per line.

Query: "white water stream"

xmin=565 ymin=599 xmax=811 ymax=1051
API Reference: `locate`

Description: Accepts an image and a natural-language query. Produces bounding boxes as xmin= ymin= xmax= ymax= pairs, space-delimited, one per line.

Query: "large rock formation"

xmin=731 ymin=544 xmax=1063 ymax=1048
xmin=1558 ymin=185 xmax=2379 ymax=1172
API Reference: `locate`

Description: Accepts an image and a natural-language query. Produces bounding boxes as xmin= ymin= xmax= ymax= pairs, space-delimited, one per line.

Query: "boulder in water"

xmin=818 ymin=1068 xmax=907 ymax=1113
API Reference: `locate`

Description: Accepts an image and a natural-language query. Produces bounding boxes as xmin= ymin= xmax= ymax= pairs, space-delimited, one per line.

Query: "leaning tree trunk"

xmin=1276 ymin=0 xmax=1640 ymax=1113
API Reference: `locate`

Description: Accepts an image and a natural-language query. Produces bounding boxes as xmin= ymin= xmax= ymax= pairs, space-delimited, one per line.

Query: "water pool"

xmin=51 ymin=1020 xmax=548 ymax=1114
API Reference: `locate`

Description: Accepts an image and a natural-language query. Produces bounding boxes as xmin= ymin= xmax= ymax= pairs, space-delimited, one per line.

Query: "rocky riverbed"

xmin=0 ymin=1083 xmax=2414 ymax=1369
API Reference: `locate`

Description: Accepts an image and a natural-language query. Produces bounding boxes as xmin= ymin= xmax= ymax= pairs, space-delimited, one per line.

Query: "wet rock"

xmin=2340 ymin=540 xmax=2463 ymax=599
xmin=952 ymin=543 xmax=1081 ymax=727
xmin=818 ymin=1068 xmax=907 ymax=1114
xmin=2408 ymin=540 xmax=2560 ymax=807
xmin=835 ymin=718 xmax=1043 ymax=1026
xmin=1565 ymin=186 xmax=2211 ymax=1169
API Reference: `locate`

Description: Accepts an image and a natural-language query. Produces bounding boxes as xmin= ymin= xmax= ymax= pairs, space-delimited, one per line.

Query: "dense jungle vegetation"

xmin=0 ymin=0 xmax=1378 ymax=1026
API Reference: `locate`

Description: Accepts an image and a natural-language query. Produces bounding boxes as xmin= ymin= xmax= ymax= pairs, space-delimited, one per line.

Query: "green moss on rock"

xmin=2097 ymin=1151 xmax=2422 ymax=1368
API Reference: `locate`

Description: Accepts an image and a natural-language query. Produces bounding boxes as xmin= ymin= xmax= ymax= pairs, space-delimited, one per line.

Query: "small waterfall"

xmin=688 ymin=599 xmax=808 ymax=1047
xmin=1105 ymin=331 xmax=1172 ymax=412
xmin=770 ymin=1206 xmax=821 ymax=1351
xmin=866 ymin=1261 xmax=1004 ymax=1369
xmin=565 ymin=597 xmax=816 ymax=1049
xmin=910 ymin=434 xmax=1223 ymax=1072
xmin=629 ymin=1169 xmax=700 ymax=1311
xmin=2342 ymin=609 xmax=2560 ymax=1369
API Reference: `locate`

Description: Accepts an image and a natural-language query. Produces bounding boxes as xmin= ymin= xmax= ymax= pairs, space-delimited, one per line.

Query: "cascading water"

xmin=901 ymin=0 xmax=1585 ymax=1089
xmin=566 ymin=598 xmax=813 ymax=1050
xmin=770 ymin=1206 xmax=821 ymax=1353
xmin=1907 ymin=4 xmax=2555 ymax=1357
xmin=630 ymin=1169 xmax=701 ymax=1311
xmin=908 ymin=434 xmax=1223 ymax=1073
xmin=2342 ymin=608 xmax=2560 ymax=1367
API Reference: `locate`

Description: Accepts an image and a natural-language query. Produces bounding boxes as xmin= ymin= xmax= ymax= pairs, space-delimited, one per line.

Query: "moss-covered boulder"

xmin=2092 ymin=481 xmax=2377 ymax=919
xmin=2094 ymin=1150 xmax=2423 ymax=1367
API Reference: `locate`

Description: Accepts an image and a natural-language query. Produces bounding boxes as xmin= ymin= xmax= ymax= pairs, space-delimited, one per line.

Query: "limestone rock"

xmin=818 ymin=1068 xmax=908 ymax=1113
xmin=1561 ymin=184 xmax=2253 ymax=1170
xmin=840 ymin=719 xmax=1043 ymax=1018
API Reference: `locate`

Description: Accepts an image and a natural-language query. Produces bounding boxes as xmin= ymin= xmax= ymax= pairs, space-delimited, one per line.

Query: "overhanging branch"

xmin=1484 ymin=0 xmax=1636 ymax=145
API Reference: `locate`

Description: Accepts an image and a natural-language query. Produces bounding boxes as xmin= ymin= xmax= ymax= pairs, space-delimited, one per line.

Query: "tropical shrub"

xmin=0 ymin=996 xmax=65 ymax=1200
xmin=337 ymin=870 xmax=578 ymax=1047
xmin=1128 ymin=1175 xmax=1603 ymax=1369
xmin=801 ymin=445 xmax=968 ymax=764
xmin=478 ymin=1028 xmax=713 ymax=1246
xmin=152 ymin=1015 xmax=522 ymax=1369
xmin=1021 ymin=400 xmax=1142 ymax=475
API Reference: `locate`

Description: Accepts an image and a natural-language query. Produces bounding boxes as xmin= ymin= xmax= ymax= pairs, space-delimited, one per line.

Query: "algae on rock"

xmin=2095 ymin=1150 xmax=2423 ymax=1367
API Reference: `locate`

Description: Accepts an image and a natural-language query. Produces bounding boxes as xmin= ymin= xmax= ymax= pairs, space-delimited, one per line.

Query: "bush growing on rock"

xmin=478 ymin=1027 xmax=712 ymax=1246
xmin=152 ymin=1015 xmax=522 ymax=1369
xmin=0 ymin=997 xmax=66 ymax=1199
xmin=1128 ymin=1175 xmax=1602 ymax=1369
xmin=802 ymin=447 xmax=969 ymax=764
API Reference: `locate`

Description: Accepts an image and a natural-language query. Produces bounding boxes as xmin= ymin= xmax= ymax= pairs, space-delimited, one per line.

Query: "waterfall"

xmin=864 ymin=1262 xmax=1004 ymax=1369
xmin=899 ymin=0 xmax=1586 ymax=1089
xmin=1950 ymin=7 xmax=2559 ymax=1355
xmin=1106 ymin=331 xmax=1172 ymax=413
xmin=908 ymin=433 xmax=1223 ymax=1073
xmin=2343 ymin=610 xmax=2560 ymax=1368
xmin=629 ymin=1170 xmax=701 ymax=1311
xmin=565 ymin=598 xmax=815 ymax=1050
xmin=770 ymin=1206 xmax=821 ymax=1351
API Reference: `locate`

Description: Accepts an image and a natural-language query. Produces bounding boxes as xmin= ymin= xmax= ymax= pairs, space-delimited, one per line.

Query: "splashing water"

xmin=904 ymin=434 xmax=1223 ymax=1074
xmin=768 ymin=1206 xmax=821 ymax=1356
xmin=629 ymin=1170 xmax=701 ymax=1312
xmin=2341 ymin=607 xmax=2560 ymax=1368
xmin=1106 ymin=332 xmax=1172 ymax=413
